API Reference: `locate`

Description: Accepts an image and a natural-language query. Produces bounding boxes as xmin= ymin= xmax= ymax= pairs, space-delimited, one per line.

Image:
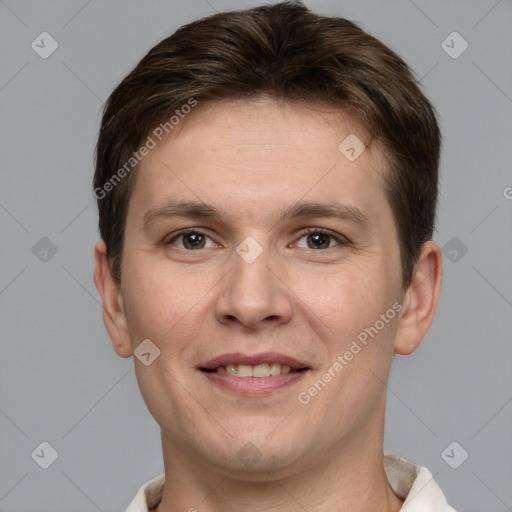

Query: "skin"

xmin=94 ymin=97 xmax=442 ymax=512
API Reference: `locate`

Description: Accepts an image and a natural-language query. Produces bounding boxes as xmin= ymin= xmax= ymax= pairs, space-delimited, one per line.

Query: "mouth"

xmin=201 ymin=362 xmax=308 ymax=377
xmin=198 ymin=352 xmax=310 ymax=396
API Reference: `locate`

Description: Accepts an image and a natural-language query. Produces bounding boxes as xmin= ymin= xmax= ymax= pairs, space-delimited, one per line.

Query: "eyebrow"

xmin=283 ymin=201 xmax=370 ymax=229
xmin=142 ymin=200 xmax=226 ymax=229
xmin=142 ymin=199 xmax=370 ymax=230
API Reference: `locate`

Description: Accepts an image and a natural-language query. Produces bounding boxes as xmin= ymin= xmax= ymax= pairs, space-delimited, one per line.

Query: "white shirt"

xmin=125 ymin=454 xmax=456 ymax=511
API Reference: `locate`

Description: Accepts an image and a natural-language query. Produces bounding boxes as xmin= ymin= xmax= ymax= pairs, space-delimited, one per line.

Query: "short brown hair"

xmin=94 ymin=0 xmax=441 ymax=287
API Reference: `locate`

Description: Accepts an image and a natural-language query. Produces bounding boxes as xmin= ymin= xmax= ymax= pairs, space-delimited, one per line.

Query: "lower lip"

xmin=201 ymin=370 xmax=309 ymax=396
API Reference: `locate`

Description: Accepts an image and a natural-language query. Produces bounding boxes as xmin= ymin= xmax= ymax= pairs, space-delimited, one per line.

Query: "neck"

xmin=154 ymin=418 xmax=403 ymax=512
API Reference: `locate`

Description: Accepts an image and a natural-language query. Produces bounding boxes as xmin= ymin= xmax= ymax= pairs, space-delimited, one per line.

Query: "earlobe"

xmin=93 ymin=240 xmax=133 ymax=358
xmin=394 ymin=241 xmax=443 ymax=355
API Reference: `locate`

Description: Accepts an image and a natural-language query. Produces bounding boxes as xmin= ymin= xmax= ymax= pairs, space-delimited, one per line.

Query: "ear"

xmin=394 ymin=241 xmax=443 ymax=355
xmin=93 ymin=239 xmax=133 ymax=358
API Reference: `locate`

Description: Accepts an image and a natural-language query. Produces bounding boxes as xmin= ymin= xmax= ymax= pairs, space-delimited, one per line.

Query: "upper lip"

xmin=199 ymin=352 xmax=309 ymax=371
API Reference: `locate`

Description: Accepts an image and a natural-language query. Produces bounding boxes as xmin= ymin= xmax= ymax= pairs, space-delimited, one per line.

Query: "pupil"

xmin=185 ymin=233 xmax=204 ymax=249
xmin=309 ymin=233 xmax=329 ymax=249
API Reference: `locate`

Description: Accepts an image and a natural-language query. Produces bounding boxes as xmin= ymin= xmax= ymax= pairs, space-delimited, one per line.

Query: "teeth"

xmin=214 ymin=363 xmax=297 ymax=377
xmin=269 ymin=363 xmax=281 ymax=376
xmin=237 ymin=364 xmax=253 ymax=377
xmin=253 ymin=363 xmax=271 ymax=377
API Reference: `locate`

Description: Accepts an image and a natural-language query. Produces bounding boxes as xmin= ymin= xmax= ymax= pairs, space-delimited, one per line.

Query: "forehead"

xmin=129 ymin=97 xmax=392 ymax=228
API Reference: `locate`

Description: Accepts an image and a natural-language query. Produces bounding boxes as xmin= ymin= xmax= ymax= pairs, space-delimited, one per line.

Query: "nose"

xmin=214 ymin=245 xmax=293 ymax=330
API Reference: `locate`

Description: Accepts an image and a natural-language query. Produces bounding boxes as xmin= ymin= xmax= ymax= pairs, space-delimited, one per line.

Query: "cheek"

xmin=121 ymin=255 xmax=218 ymax=356
xmin=121 ymin=263 xmax=217 ymax=432
xmin=296 ymin=267 xmax=400 ymax=410
xmin=292 ymin=263 xmax=396 ymax=343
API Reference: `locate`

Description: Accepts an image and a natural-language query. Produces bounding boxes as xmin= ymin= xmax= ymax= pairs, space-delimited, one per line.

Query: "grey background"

xmin=0 ymin=0 xmax=511 ymax=510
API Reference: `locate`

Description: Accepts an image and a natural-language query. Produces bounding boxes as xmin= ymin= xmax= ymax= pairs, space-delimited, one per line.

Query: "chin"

xmin=200 ymin=426 xmax=314 ymax=479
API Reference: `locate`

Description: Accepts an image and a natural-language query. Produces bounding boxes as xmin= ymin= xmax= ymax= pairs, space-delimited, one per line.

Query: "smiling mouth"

xmin=201 ymin=363 xmax=309 ymax=378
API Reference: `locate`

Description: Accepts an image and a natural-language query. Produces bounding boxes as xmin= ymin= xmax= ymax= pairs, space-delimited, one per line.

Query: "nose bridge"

xmin=234 ymin=245 xmax=273 ymax=296
xmin=215 ymin=239 xmax=293 ymax=328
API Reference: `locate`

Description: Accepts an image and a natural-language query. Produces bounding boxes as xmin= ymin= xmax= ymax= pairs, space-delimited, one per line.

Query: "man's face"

xmin=118 ymin=98 xmax=405 ymax=474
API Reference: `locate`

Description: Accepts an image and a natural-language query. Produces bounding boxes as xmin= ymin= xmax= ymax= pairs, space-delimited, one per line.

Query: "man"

xmin=93 ymin=2 xmax=454 ymax=510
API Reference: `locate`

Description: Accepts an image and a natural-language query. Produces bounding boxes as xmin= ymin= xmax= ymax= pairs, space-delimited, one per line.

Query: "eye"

xmin=165 ymin=229 xmax=219 ymax=250
xmin=294 ymin=228 xmax=347 ymax=250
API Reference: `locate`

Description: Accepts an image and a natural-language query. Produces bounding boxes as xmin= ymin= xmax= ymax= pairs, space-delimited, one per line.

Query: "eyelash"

xmin=164 ymin=227 xmax=350 ymax=250
xmin=164 ymin=228 xmax=219 ymax=249
xmin=306 ymin=227 xmax=351 ymax=247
